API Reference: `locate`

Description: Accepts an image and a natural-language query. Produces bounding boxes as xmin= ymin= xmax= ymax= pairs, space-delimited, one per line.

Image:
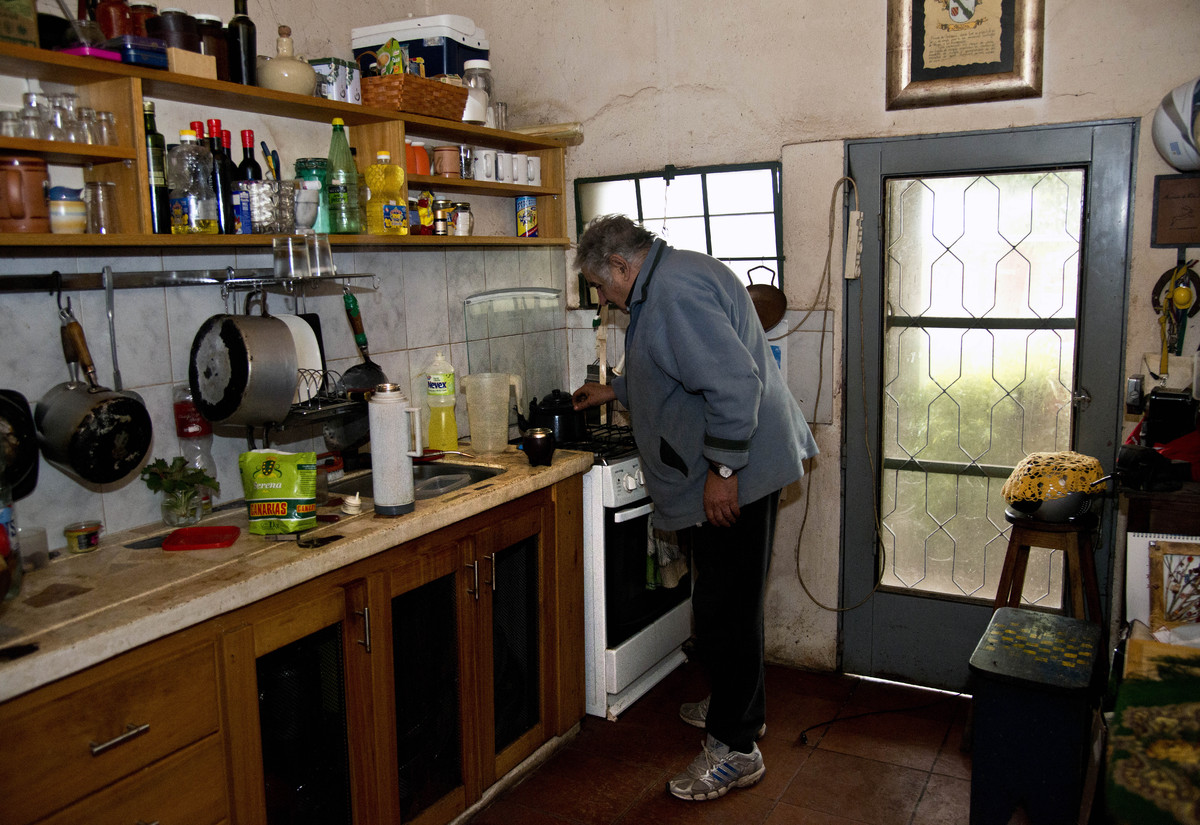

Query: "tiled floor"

xmin=469 ymin=660 xmax=989 ymax=825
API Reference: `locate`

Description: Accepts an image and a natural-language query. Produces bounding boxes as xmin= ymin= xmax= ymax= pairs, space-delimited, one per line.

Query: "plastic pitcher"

xmin=463 ymin=373 xmax=522 ymax=454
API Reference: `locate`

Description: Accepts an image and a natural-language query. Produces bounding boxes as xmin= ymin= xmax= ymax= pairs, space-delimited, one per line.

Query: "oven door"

xmin=604 ymin=500 xmax=691 ymax=647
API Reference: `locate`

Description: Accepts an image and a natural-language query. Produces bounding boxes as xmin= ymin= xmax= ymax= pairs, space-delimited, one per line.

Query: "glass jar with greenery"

xmin=140 ymin=457 xmax=220 ymax=527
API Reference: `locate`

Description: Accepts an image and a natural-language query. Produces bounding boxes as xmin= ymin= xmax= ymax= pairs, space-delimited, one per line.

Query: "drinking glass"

xmin=306 ymin=232 xmax=334 ymax=278
xmin=273 ymin=235 xmax=311 ymax=280
xmin=84 ymin=181 xmax=118 ymax=233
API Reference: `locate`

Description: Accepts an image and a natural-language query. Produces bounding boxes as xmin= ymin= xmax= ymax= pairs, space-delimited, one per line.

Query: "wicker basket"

xmin=361 ymin=74 xmax=468 ymax=121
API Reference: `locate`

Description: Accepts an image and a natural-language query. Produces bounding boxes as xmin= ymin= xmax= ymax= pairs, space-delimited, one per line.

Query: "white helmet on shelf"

xmin=1152 ymin=74 xmax=1200 ymax=171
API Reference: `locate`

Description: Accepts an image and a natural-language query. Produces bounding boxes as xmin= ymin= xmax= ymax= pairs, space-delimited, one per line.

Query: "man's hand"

xmin=572 ymin=383 xmax=616 ymax=411
xmin=703 ymin=471 xmax=739 ymax=527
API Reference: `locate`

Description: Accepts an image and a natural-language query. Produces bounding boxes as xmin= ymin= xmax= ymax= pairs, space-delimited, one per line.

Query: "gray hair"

xmin=574 ymin=215 xmax=656 ymax=283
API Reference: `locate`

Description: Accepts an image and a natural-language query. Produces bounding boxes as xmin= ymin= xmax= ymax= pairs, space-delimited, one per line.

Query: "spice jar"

xmin=128 ymin=2 xmax=157 ymax=37
xmin=453 ymin=202 xmax=472 ymax=236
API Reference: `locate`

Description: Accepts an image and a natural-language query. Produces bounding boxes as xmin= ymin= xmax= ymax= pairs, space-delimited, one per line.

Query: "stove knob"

xmin=623 ymin=474 xmax=639 ymax=492
xmin=636 ymin=469 xmax=645 ymax=485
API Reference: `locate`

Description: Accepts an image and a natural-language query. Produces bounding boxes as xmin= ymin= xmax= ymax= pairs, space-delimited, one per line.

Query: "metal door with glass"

xmin=842 ymin=122 xmax=1136 ymax=690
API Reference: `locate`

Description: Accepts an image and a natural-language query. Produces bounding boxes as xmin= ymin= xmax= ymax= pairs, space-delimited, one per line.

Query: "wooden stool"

xmin=994 ymin=509 xmax=1102 ymax=622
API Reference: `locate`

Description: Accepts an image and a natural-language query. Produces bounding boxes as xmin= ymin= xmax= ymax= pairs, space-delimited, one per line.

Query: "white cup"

xmin=512 ymin=153 xmax=528 ymax=186
xmin=496 ymin=151 xmax=513 ymax=183
xmin=527 ymin=156 xmax=542 ymax=186
xmin=473 ymin=148 xmax=496 ymax=181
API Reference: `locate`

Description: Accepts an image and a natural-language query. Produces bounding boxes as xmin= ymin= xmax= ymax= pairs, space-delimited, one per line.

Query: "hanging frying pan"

xmin=0 ymin=389 xmax=39 ymax=500
xmin=746 ymin=265 xmax=786 ymax=331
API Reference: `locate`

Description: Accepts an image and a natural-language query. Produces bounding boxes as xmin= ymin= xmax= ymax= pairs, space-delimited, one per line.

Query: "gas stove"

xmin=557 ymin=422 xmax=638 ymax=465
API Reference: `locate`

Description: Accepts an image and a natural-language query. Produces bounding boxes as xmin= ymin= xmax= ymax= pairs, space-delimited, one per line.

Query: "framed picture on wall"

xmin=886 ymin=0 xmax=1044 ymax=110
xmin=1151 ymin=174 xmax=1200 ymax=249
xmin=1149 ymin=541 xmax=1200 ymax=630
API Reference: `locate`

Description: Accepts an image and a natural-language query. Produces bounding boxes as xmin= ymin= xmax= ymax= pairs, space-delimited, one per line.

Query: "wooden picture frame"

xmin=886 ymin=0 xmax=1044 ymax=110
xmin=1149 ymin=541 xmax=1200 ymax=630
xmin=1150 ymin=174 xmax=1200 ymax=249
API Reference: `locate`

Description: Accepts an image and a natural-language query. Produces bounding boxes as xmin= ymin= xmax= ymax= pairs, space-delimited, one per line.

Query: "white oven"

xmin=582 ymin=451 xmax=692 ymax=720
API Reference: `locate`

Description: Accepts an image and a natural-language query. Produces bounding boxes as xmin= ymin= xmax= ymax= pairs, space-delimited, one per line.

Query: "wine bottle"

xmin=226 ymin=0 xmax=256 ymax=86
xmin=143 ymin=101 xmax=170 ymax=234
xmin=205 ymin=118 xmax=237 ymax=234
xmin=237 ymin=129 xmax=262 ymax=181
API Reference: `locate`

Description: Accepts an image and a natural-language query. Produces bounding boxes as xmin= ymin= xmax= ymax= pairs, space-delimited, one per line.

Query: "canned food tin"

xmin=64 ymin=520 xmax=103 ymax=554
xmin=516 ymin=195 xmax=537 ymax=238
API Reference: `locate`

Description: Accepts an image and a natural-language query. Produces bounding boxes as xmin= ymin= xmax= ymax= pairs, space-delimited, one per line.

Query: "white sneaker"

xmin=667 ymin=734 xmax=766 ymax=801
xmin=678 ymin=695 xmax=766 ymax=739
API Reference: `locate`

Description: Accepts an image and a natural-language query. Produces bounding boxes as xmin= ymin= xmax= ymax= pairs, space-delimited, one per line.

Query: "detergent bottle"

xmin=425 ymin=351 xmax=458 ymax=452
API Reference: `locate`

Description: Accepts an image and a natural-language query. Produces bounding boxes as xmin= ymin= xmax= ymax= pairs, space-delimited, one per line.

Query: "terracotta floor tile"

xmin=504 ymin=748 xmax=668 ymax=825
xmin=931 ymin=717 xmax=972 ymax=780
xmin=615 ymin=774 xmax=777 ymax=825
xmin=780 ymin=749 xmax=928 ymax=825
xmin=746 ymin=736 xmax=815 ymax=801
xmin=471 ymin=797 xmax=578 ymax=825
xmin=765 ymin=800 xmax=876 ymax=824
xmin=817 ymin=709 xmax=950 ymax=771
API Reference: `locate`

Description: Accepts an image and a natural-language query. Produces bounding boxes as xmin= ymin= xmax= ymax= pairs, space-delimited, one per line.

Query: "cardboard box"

xmin=167 ymin=47 xmax=216 ymax=79
xmin=0 ymin=0 xmax=39 ymax=48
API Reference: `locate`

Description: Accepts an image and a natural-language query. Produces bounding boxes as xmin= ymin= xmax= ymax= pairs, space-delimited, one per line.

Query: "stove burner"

xmin=558 ymin=422 xmax=637 ymax=464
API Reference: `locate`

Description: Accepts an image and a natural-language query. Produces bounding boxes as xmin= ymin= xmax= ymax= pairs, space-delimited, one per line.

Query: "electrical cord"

xmin=778 ymin=176 xmax=888 ymax=613
xmin=796 ymin=690 xmax=966 ymax=746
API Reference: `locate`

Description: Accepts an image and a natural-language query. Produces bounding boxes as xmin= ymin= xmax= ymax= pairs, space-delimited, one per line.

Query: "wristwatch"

xmin=708 ymin=461 xmax=736 ymax=479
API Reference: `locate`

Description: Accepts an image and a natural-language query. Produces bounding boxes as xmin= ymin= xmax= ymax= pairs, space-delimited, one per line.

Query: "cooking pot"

xmin=0 ymin=389 xmax=39 ymax=500
xmin=35 ymin=313 xmax=152 ymax=485
xmin=518 ymin=389 xmax=587 ymax=444
xmin=746 ymin=265 xmax=786 ymax=331
xmin=189 ymin=313 xmax=298 ymax=426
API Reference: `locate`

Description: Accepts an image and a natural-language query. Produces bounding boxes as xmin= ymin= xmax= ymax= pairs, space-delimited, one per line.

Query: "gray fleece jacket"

xmin=610 ymin=239 xmax=818 ymax=530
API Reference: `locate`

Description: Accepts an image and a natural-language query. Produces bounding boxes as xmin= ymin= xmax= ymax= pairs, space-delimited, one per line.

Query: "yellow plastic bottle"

xmin=364 ymin=150 xmax=407 ymax=235
xmin=425 ymin=351 xmax=458 ymax=452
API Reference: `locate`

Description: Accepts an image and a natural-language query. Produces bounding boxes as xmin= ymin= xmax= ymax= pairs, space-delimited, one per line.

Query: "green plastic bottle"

xmin=326 ymin=118 xmax=360 ymax=234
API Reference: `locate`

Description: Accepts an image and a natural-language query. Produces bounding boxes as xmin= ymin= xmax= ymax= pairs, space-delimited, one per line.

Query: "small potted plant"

xmin=140 ymin=457 xmax=220 ymax=527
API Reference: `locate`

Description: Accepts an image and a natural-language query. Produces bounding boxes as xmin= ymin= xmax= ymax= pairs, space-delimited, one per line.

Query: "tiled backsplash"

xmin=0 ymin=245 xmax=568 ymax=549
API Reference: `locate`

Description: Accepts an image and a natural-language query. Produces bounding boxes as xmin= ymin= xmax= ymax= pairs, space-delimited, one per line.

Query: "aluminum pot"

xmin=35 ymin=316 xmax=152 ymax=485
xmin=189 ymin=313 xmax=298 ymax=426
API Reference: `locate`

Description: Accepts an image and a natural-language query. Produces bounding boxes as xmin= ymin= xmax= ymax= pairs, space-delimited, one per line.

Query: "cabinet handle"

xmin=466 ymin=560 xmax=479 ymax=600
xmin=136 ymin=820 xmax=161 ymax=825
xmin=355 ymin=606 xmax=372 ymax=653
xmin=484 ymin=553 xmax=497 ymax=591
xmin=89 ymin=722 xmax=150 ymax=756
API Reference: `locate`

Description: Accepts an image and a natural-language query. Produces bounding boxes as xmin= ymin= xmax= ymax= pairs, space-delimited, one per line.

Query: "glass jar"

xmin=462 ymin=59 xmax=492 ymax=126
xmin=129 ymin=2 xmax=158 ymax=37
xmin=95 ymin=0 xmax=133 ymax=39
xmin=432 ymin=198 xmax=453 ymax=235
xmin=294 ymin=157 xmax=329 ymax=233
xmin=452 ymin=202 xmax=472 ymax=236
xmin=193 ymin=14 xmax=229 ymax=81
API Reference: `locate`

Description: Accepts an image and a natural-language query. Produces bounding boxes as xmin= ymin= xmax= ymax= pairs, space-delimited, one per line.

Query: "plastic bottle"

xmin=0 ymin=478 xmax=21 ymax=600
xmin=325 ymin=117 xmax=360 ymax=234
xmin=143 ymin=101 xmax=170 ymax=233
xmin=365 ymin=150 xmax=406 ymax=235
xmin=167 ymin=129 xmax=218 ymax=234
xmin=173 ymin=385 xmax=218 ymax=513
xmin=425 ymin=351 xmax=458 ymax=452
xmin=226 ymin=0 xmax=256 ymax=86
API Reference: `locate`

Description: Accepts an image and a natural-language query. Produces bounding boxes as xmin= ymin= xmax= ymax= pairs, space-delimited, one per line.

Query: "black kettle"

xmin=518 ymin=389 xmax=588 ymax=444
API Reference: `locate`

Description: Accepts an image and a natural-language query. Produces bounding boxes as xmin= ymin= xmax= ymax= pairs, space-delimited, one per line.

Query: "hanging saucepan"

xmin=35 ymin=309 xmax=152 ymax=485
xmin=746 ymin=265 xmax=786 ymax=331
xmin=189 ymin=313 xmax=299 ymax=426
xmin=0 ymin=389 xmax=39 ymax=499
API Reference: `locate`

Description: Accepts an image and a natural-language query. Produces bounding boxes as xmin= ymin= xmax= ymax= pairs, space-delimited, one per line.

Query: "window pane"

xmin=657 ymin=217 xmax=707 ymax=252
xmin=707 ymin=169 xmax=776 ymax=214
xmin=709 ymin=214 xmax=777 ymax=258
xmin=640 ymin=175 xmax=704 ymax=220
xmin=579 ymin=180 xmax=639 ymax=221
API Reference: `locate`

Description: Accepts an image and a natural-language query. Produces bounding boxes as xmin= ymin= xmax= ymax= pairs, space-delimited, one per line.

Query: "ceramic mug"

xmin=512 ymin=154 xmax=528 ymax=186
xmin=473 ymin=148 xmax=495 ymax=181
xmin=527 ymin=156 xmax=542 ymax=186
xmin=495 ymin=151 xmax=513 ymax=183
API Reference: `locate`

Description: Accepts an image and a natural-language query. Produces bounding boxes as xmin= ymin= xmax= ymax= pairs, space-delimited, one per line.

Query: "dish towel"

xmin=647 ymin=513 xmax=688 ymax=589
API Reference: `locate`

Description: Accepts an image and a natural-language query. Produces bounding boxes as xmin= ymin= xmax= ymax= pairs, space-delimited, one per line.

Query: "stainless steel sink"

xmin=328 ymin=464 xmax=504 ymax=501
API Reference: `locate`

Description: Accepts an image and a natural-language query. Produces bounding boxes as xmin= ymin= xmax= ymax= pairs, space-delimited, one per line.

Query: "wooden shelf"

xmin=0 ymin=42 xmax=569 ymax=249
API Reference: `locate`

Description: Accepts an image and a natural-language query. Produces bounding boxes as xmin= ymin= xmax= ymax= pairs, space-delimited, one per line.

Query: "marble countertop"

xmin=0 ymin=448 xmax=593 ymax=704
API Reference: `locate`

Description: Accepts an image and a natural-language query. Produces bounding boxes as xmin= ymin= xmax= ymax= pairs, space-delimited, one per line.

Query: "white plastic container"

xmin=352 ymin=15 xmax=488 ymax=77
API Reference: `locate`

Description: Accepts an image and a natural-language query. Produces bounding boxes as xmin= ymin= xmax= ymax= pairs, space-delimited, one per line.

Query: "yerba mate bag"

xmin=239 ymin=449 xmax=317 ymax=535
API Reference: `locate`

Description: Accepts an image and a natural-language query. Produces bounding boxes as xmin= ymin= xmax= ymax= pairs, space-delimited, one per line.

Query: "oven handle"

xmin=612 ymin=502 xmax=655 ymax=523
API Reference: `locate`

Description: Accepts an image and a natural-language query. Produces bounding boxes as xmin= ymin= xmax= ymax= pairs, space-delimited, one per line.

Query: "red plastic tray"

xmin=163 ymin=525 xmax=241 ymax=551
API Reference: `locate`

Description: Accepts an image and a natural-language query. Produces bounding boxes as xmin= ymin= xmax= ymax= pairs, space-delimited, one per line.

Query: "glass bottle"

xmin=226 ymin=0 xmax=256 ymax=86
xmin=325 ymin=118 xmax=359 ymax=234
xmin=143 ymin=101 xmax=170 ymax=233
xmin=364 ymin=150 xmax=406 ymax=235
xmin=237 ymin=128 xmax=262 ymax=181
xmin=205 ymin=118 xmax=237 ymax=233
xmin=167 ymin=129 xmax=218 ymax=234
xmin=462 ymin=59 xmax=493 ymax=126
